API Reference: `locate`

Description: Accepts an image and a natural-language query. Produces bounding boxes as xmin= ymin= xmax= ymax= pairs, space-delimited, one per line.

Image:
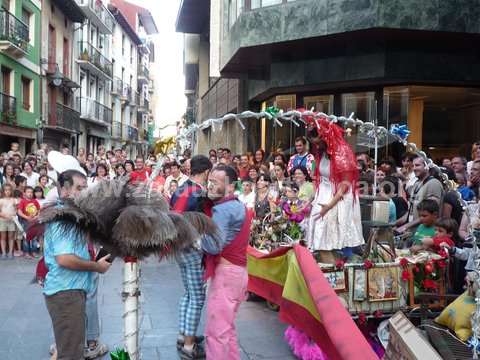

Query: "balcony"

xmin=77 ymin=41 xmax=112 ymax=80
xmin=148 ymin=79 xmax=154 ymax=94
xmin=0 ymin=9 xmax=29 ymax=58
xmin=138 ymin=95 xmax=149 ymax=113
xmin=0 ymin=92 xmax=17 ymax=125
xmin=123 ymin=124 xmax=138 ymax=142
xmin=134 ymin=91 xmax=140 ymax=106
xmin=78 ymin=97 xmax=112 ymax=126
xmin=48 ymin=103 xmax=80 ymax=133
xmin=74 ymin=0 xmax=114 ymax=34
xmin=112 ymin=121 xmax=122 ymax=139
xmin=137 ymin=65 xmax=149 ymax=84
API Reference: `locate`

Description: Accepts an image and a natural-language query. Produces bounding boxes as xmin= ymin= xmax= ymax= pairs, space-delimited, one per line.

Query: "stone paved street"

xmin=1 ymin=257 xmax=295 ymax=360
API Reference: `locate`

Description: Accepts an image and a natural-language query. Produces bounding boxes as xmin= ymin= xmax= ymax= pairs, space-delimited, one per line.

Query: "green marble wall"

xmin=221 ymin=0 xmax=480 ymax=71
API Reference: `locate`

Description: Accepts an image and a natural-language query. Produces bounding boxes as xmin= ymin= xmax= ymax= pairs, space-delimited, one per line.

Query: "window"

xmin=121 ymin=34 xmax=125 ymax=56
xmin=130 ymin=45 xmax=134 ymax=64
xmin=21 ymin=7 xmax=32 ymax=44
xmin=1 ymin=66 xmax=12 ymax=95
xmin=21 ymin=76 xmax=32 ymax=111
xmin=304 ymin=95 xmax=333 ymax=114
xmin=250 ymin=0 xmax=293 ymax=9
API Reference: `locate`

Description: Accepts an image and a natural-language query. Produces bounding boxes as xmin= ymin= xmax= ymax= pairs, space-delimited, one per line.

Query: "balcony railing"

xmin=89 ymin=0 xmax=114 ymax=32
xmin=111 ymin=77 xmax=124 ymax=95
xmin=78 ymin=41 xmax=112 ymax=77
xmin=75 ymin=0 xmax=114 ymax=34
xmin=134 ymin=91 xmax=140 ymax=106
xmin=139 ymin=95 xmax=150 ymax=111
xmin=127 ymin=125 xmax=138 ymax=142
xmin=78 ymin=97 xmax=112 ymax=125
xmin=138 ymin=65 xmax=149 ymax=79
xmin=0 ymin=92 xmax=17 ymax=124
xmin=49 ymin=103 xmax=80 ymax=132
xmin=112 ymin=121 xmax=122 ymax=138
xmin=0 ymin=9 xmax=29 ymax=54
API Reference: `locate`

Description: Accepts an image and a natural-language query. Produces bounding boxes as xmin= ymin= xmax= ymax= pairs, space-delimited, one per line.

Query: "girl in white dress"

xmin=305 ymin=118 xmax=364 ymax=251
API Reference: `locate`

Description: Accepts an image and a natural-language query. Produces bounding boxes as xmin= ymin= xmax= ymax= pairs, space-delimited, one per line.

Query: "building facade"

xmin=73 ymin=0 xmax=114 ymax=155
xmin=0 ymin=0 xmax=41 ymax=154
xmin=108 ymin=2 xmax=140 ymax=158
xmin=110 ymin=0 xmax=158 ymax=157
xmin=40 ymin=0 xmax=85 ymax=153
xmin=178 ymin=0 xmax=480 ymax=161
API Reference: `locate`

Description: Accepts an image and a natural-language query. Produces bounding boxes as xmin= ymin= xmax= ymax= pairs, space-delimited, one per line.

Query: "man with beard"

xmin=201 ymin=165 xmax=253 ymax=359
xmin=396 ymin=155 xmax=444 ymax=235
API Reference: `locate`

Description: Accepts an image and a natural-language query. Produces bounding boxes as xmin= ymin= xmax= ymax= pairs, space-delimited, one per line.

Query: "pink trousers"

xmin=205 ymin=263 xmax=248 ymax=360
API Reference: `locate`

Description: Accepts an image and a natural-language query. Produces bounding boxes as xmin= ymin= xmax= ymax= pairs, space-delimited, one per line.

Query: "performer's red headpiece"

xmin=303 ymin=113 xmax=359 ymax=192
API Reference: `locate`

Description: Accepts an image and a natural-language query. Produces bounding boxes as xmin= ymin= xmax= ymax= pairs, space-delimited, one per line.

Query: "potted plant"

xmin=81 ymin=48 xmax=90 ymax=61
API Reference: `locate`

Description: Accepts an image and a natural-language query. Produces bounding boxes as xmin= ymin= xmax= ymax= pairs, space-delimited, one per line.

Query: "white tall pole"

xmin=123 ymin=258 xmax=139 ymax=360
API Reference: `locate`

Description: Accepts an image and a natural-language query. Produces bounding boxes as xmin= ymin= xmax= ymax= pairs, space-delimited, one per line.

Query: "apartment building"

xmin=73 ymin=0 xmax=114 ymax=155
xmin=110 ymin=0 xmax=158 ymax=156
xmin=40 ymin=0 xmax=85 ymax=152
xmin=108 ymin=2 xmax=140 ymax=158
xmin=0 ymin=0 xmax=41 ymax=153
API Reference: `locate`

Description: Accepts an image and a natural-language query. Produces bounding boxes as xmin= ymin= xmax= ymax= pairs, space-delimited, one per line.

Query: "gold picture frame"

xmin=353 ymin=268 xmax=367 ymax=301
xmin=323 ymin=269 xmax=348 ymax=293
xmin=367 ymin=266 xmax=399 ymax=302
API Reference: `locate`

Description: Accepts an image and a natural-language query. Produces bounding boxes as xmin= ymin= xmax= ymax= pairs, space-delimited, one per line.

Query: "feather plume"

xmin=125 ymin=183 xmax=170 ymax=210
xmin=167 ymin=212 xmax=200 ymax=252
xmin=183 ymin=211 xmax=221 ymax=247
xmin=112 ymin=205 xmax=178 ymax=258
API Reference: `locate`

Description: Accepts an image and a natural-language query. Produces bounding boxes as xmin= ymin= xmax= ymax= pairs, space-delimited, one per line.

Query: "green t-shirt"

xmin=412 ymin=224 xmax=436 ymax=246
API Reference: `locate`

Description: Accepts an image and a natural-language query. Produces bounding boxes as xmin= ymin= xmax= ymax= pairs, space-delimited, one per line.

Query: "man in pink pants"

xmin=201 ymin=165 xmax=252 ymax=359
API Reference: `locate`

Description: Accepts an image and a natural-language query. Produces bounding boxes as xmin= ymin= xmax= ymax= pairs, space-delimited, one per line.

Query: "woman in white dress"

xmin=305 ymin=118 xmax=364 ymax=252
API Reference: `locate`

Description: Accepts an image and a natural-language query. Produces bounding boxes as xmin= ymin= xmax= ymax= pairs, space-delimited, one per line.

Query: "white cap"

xmin=47 ymin=151 xmax=87 ymax=177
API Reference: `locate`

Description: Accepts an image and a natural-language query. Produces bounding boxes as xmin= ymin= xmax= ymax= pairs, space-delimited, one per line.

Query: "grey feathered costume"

xmin=37 ymin=177 xmax=219 ymax=259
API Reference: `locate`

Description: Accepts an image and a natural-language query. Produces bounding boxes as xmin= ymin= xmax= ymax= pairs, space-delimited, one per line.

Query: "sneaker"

xmin=176 ymin=335 xmax=205 ymax=350
xmin=8 ymin=253 xmax=14 ymax=259
xmin=49 ymin=343 xmax=56 ymax=355
xmin=0 ymin=254 xmax=6 ymax=260
xmin=178 ymin=343 xmax=206 ymax=359
xmin=84 ymin=342 xmax=109 ymax=359
xmin=13 ymin=250 xmax=23 ymax=257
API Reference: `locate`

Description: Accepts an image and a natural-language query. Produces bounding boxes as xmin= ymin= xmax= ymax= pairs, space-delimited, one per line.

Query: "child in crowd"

xmin=410 ymin=199 xmax=439 ymax=252
xmin=17 ymin=186 xmax=40 ymax=259
xmin=0 ymin=184 xmax=19 ymax=259
xmin=281 ymin=182 xmax=311 ymax=224
xmin=38 ymin=174 xmax=51 ymax=196
xmin=14 ymin=175 xmax=26 ymax=198
xmin=33 ymin=186 xmax=45 ymax=208
xmin=456 ymin=172 xmax=475 ymax=201
xmin=412 ymin=218 xmax=458 ymax=254
xmin=238 ymin=177 xmax=255 ymax=209
xmin=165 ymin=179 xmax=178 ymax=202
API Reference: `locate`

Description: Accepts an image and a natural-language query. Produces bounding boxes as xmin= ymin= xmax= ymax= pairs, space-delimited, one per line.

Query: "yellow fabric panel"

xmin=247 ymin=252 xmax=290 ymax=286
xmin=435 ymin=291 xmax=476 ymax=341
xmin=282 ymin=252 xmax=321 ymax=322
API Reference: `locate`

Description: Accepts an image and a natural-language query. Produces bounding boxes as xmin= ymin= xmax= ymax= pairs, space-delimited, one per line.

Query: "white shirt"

xmin=164 ymin=173 xmax=188 ymax=197
xmin=21 ymin=172 xmax=40 ymax=187
xmin=47 ymin=170 xmax=58 ymax=183
xmin=44 ymin=187 xmax=59 ymax=207
xmin=238 ymin=191 xmax=255 ymax=209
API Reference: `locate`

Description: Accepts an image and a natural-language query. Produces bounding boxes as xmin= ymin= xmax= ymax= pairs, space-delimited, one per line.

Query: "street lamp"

xmin=50 ymin=65 xmax=63 ymax=87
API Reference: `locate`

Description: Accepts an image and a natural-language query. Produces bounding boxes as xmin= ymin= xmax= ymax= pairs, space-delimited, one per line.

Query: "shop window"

xmin=341 ymin=92 xmax=375 ymax=123
xmin=250 ymin=0 xmax=294 ymax=10
xmin=21 ymin=76 xmax=32 ymax=111
xmin=304 ymin=95 xmax=333 ymax=114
